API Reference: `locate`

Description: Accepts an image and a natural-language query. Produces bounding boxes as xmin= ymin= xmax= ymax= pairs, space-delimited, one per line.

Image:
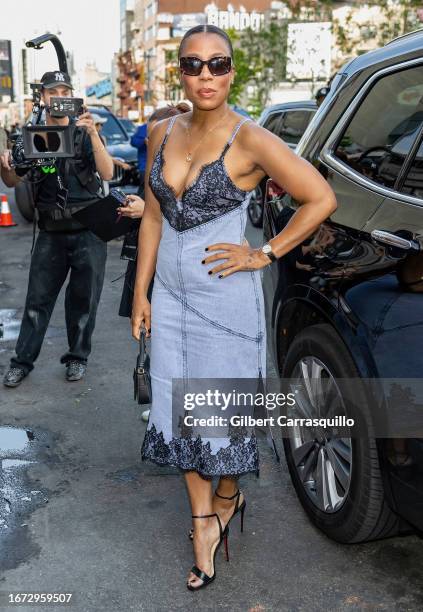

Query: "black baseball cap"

xmin=315 ymin=86 xmax=329 ymax=100
xmin=40 ymin=71 xmax=73 ymax=89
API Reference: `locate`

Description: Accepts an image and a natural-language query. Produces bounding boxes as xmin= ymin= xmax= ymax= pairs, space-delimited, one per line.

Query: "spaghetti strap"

xmin=161 ymin=115 xmax=178 ymax=147
xmin=229 ymin=117 xmax=252 ymax=146
xmin=221 ymin=117 xmax=252 ymax=157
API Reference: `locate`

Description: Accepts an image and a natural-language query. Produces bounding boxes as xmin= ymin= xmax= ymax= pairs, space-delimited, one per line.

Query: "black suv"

xmin=263 ymin=30 xmax=423 ymax=543
xmin=248 ymin=101 xmax=317 ymax=228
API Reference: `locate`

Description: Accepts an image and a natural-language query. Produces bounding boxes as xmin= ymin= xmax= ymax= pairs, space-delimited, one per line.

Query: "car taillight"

xmin=265 ymin=179 xmax=286 ymax=202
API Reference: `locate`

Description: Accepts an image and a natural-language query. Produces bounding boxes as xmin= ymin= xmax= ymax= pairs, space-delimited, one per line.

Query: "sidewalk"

xmin=0 ymin=187 xmax=422 ymax=611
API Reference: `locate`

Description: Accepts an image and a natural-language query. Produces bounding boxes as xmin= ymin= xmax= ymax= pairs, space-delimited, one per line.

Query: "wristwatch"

xmin=261 ymin=243 xmax=277 ymax=263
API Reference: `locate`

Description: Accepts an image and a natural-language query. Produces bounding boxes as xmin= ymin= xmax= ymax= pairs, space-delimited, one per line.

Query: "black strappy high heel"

xmin=216 ymin=489 xmax=247 ymax=533
xmin=188 ymin=489 xmax=246 ymax=540
xmin=187 ymin=512 xmax=229 ymax=592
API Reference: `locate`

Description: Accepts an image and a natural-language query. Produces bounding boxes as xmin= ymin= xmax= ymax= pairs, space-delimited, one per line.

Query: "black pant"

xmin=118 ymin=256 xmax=154 ymax=318
xmin=11 ymin=230 xmax=107 ymax=374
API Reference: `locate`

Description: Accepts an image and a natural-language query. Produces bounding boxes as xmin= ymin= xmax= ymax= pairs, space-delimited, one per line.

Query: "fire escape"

xmin=117 ymin=50 xmax=145 ymax=118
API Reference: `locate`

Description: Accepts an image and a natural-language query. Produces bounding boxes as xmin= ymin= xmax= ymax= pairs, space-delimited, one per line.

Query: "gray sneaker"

xmin=65 ymin=361 xmax=86 ymax=382
xmin=3 ymin=367 xmax=27 ymax=388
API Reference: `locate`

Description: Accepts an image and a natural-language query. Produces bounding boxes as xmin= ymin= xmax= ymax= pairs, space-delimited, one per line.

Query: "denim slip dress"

xmin=141 ymin=115 xmax=266 ymax=478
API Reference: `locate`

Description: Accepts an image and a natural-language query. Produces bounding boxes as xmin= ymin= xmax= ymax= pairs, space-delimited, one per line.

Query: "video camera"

xmin=11 ymin=34 xmax=84 ymax=169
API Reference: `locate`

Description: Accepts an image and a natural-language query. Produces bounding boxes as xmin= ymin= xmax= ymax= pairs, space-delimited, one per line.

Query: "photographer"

xmin=1 ymin=70 xmax=113 ymax=387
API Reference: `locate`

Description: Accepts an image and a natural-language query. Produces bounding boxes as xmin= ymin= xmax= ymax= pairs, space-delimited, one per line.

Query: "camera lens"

xmin=32 ymin=131 xmax=61 ymax=153
xmin=47 ymin=132 xmax=61 ymax=152
xmin=33 ymin=134 xmax=48 ymax=153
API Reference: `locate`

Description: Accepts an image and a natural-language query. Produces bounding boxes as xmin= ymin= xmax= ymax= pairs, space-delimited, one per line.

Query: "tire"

xmin=247 ymin=181 xmax=264 ymax=228
xmin=15 ymin=181 xmax=35 ymax=222
xmin=281 ymin=323 xmax=400 ymax=543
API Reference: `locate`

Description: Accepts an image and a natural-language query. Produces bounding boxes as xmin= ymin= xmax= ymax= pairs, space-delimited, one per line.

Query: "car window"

xmin=119 ymin=119 xmax=137 ymax=136
xmin=279 ymin=110 xmax=315 ymax=145
xmin=400 ymin=138 xmax=423 ymax=199
xmin=334 ymin=65 xmax=423 ymax=190
xmin=263 ymin=112 xmax=283 ymax=135
xmin=99 ymin=115 xmax=128 ymax=145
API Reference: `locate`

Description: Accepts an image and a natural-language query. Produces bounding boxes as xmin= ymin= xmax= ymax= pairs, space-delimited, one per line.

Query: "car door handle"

xmin=371 ymin=230 xmax=420 ymax=252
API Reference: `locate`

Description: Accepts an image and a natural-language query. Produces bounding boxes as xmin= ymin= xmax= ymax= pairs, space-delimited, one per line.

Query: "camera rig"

xmin=13 ymin=34 xmax=83 ymax=169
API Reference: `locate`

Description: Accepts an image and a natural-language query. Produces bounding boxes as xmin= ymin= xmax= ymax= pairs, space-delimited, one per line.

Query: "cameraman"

xmin=1 ymin=71 xmax=113 ymax=387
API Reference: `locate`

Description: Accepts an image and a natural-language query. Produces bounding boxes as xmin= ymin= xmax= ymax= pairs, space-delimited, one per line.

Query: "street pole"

xmin=147 ymin=53 xmax=151 ymax=104
xmin=144 ymin=51 xmax=152 ymax=105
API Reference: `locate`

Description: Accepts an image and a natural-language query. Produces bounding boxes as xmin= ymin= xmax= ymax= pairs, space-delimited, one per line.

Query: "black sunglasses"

xmin=179 ymin=56 xmax=232 ymax=77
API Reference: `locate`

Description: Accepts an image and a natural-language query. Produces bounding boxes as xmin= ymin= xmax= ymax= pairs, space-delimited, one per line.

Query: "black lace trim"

xmin=141 ymin=423 xmax=259 ymax=479
xmin=149 ymin=147 xmax=248 ymax=232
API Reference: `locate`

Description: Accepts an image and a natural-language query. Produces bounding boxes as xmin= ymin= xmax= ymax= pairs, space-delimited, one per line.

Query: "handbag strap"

xmin=139 ymin=328 xmax=147 ymax=367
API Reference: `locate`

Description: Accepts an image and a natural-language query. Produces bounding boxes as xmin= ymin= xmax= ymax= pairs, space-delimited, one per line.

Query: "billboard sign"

xmin=172 ymin=13 xmax=206 ymax=37
xmin=206 ymin=6 xmax=263 ymax=31
xmin=86 ymin=78 xmax=113 ymax=99
xmin=286 ymin=22 xmax=332 ymax=81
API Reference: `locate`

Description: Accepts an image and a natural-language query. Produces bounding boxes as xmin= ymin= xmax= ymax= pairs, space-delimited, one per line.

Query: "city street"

xmin=1 ymin=185 xmax=423 ymax=612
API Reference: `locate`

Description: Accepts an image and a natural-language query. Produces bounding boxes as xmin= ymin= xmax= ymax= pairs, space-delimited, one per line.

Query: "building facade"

xmin=116 ymin=0 xmax=272 ymax=118
xmin=115 ymin=1 xmax=423 ymax=118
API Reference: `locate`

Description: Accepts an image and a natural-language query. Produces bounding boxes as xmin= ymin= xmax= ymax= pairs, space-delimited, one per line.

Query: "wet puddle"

xmin=0 ymin=426 xmax=50 ymax=538
xmin=0 ymin=309 xmax=20 ymax=342
xmin=0 ymin=426 xmax=33 ymax=453
xmin=0 ymin=309 xmax=64 ymax=344
xmin=2 ymin=459 xmax=36 ymax=469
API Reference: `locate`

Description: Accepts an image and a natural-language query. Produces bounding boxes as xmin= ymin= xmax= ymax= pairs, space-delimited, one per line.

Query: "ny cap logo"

xmin=55 ymin=72 xmax=65 ymax=82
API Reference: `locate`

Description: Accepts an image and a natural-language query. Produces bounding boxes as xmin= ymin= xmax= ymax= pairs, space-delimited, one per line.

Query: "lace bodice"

xmin=149 ymin=115 xmax=251 ymax=232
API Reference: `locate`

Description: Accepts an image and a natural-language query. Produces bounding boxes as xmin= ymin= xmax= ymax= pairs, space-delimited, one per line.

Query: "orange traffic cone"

xmin=0 ymin=194 xmax=17 ymax=227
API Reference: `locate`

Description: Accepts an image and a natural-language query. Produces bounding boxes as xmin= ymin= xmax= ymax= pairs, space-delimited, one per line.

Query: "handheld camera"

xmin=11 ymin=34 xmax=82 ymax=168
xmin=49 ymin=97 xmax=84 ymax=118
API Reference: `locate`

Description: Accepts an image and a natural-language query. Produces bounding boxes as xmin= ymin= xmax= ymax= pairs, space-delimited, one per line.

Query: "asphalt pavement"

xmin=0 ymin=182 xmax=423 ymax=612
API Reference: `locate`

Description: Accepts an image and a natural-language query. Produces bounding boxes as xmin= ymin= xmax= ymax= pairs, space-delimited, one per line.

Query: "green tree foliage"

xmin=333 ymin=0 xmax=422 ymax=60
xmin=228 ymin=21 xmax=288 ymax=118
xmin=376 ymin=0 xmax=422 ymax=43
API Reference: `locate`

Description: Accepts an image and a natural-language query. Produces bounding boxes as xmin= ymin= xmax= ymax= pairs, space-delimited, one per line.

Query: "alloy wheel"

xmin=288 ymin=356 xmax=352 ymax=513
xmin=247 ymin=184 xmax=263 ymax=226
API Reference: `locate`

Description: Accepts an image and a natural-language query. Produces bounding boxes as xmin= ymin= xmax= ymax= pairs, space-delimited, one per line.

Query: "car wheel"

xmin=247 ymin=182 xmax=264 ymax=228
xmin=281 ymin=323 xmax=400 ymax=543
xmin=14 ymin=181 xmax=35 ymax=222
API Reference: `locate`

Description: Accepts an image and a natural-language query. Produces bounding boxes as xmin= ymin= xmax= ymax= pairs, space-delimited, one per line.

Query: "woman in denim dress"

xmin=131 ymin=25 xmax=337 ymax=590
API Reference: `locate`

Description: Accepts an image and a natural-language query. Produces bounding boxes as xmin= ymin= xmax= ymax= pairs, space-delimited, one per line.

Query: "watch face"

xmin=262 ymin=244 xmax=272 ymax=254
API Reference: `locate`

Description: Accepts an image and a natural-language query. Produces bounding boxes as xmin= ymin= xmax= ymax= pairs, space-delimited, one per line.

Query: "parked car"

xmin=88 ymin=105 xmax=139 ymax=192
xmin=14 ymin=106 xmax=138 ymax=222
xmin=263 ymin=29 xmax=423 ymax=543
xmin=117 ymin=117 xmax=138 ymax=138
xmin=248 ymin=100 xmax=317 ymax=228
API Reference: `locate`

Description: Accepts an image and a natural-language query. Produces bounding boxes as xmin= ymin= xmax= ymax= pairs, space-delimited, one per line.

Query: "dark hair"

xmin=178 ymin=25 xmax=234 ymax=59
xmin=148 ymin=103 xmax=190 ymax=123
xmin=175 ymin=102 xmax=191 ymax=113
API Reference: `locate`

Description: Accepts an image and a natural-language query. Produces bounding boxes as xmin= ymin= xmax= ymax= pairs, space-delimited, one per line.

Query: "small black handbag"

xmin=133 ymin=329 xmax=152 ymax=405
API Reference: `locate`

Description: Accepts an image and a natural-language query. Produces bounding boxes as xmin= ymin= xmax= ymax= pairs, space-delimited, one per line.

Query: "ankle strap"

xmin=191 ymin=513 xmax=217 ymax=519
xmin=214 ymin=489 xmax=240 ymax=501
xmin=191 ymin=512 xmax=223 ymax=536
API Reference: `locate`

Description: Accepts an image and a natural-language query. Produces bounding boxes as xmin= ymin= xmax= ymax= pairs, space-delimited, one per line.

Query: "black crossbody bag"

xmin=133 ymin=329 xmax=152 ymax=405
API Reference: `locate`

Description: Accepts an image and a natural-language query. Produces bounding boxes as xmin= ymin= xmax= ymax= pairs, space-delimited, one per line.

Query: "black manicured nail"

xmin=201 ymin=259 xmax=205 ymax=264
xmin=218 ymin=274 xmax=223 ymax=278
xmin=205 ymin=247 xmax=209 ymax=251
xmin=208 ymin=270 xmax=212 ymax=275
